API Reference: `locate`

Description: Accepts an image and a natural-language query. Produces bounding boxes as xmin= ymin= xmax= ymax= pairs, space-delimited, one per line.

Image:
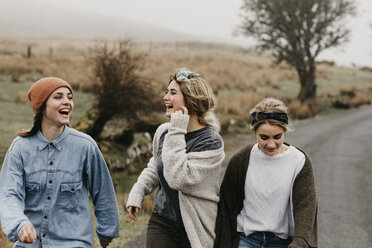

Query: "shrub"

xmin=332 ymin=87 xmax=372 ymax=109
xmin=288 ymin=99 xmax=319 ymax=119
xmin=85 ymin=40 xmax=160 ymax=140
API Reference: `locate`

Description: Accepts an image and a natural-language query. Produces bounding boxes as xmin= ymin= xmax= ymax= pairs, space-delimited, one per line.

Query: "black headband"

xmin=251 ymin=112 xmax=288 ymax=125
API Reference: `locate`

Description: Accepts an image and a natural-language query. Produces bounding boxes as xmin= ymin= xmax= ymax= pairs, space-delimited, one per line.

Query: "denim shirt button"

xmin=47 ymin=196 xmax=51 ymax=200
xmin=49 ymin=161 xmax=53 ymax=165
xmin=49 ymin=180 xmax=52 ymax=184
xmin=44 ymin=215 xmax=48 ymax=219
xmin=42 ymin=234 xmax=46 ymax=238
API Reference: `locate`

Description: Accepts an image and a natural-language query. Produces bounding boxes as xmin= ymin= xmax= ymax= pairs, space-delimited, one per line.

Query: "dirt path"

xmin=123 ymin=106 xmax=372 ymax=248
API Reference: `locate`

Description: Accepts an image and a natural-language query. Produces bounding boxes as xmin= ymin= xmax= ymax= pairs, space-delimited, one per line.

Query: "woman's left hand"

xmin=100 ymin=239 xmax=112 ymax=247
xmin=175 ymin=106 xmax=189 ymax=115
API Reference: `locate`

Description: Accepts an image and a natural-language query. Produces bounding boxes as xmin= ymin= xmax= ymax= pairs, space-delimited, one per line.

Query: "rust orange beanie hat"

xmin=28 ymin=77 xmax=73 ymax=113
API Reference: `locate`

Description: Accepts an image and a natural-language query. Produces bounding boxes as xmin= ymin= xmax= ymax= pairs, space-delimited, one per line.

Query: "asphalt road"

xmin=124 ymin=106 xmax=372 ymax=248
xmin=285 ymin=106 xmax=372 ymax=247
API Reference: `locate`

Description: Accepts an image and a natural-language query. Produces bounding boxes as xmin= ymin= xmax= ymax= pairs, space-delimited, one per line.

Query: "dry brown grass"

xmin=0 ymin=38 xmax=301 ymax=130
xmin=332 ymin=86 xmax=372 ymax=109
xmin=287 ymin=99 xmax=319 ymax=119
xmin=0 ymin=225 xmax=13 ymax=248
xmin=218 ymin=92 xmax=265 ymax=132
xmin=0 ymin=38 xmax=91 ymax=89
xmin=15 ymin=91 xmax=28 ymax=104
xmin=141 ymin=47 xmax=296 ymax=94
xmin=3 ymin=38 xmax=370 ymax=132
xmin=0 ymin=38 xmax=298 ymax=94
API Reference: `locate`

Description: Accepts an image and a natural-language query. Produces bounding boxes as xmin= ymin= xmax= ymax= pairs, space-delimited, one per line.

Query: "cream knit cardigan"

xmin=127 ymin=113 xmax=225 ymax=248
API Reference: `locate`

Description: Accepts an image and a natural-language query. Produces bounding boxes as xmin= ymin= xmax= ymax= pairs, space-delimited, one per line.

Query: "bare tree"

xmin=239 ymin=0 xmax=355 ymax=101
xmin=85 ymin=40 xmax=158 ymax=140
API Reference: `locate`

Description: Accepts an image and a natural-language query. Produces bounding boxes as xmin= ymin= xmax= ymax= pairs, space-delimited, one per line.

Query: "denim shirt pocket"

xmin=58 ymin=181 xmax=82 ymax=211
xmin=25 ymin=182 xmax=41 ymax=208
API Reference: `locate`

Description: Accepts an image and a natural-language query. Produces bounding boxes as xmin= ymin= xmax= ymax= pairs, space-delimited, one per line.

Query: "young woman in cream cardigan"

xmin=127 ymin=69 xmax=225 ymax=248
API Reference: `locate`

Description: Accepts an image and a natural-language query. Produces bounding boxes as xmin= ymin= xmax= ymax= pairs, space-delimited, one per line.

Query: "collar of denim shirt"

xmin=37 ymin=126 xmax=70 ymax=151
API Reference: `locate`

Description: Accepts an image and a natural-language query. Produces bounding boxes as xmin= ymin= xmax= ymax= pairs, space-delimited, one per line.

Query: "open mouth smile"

xmin=166 ymin=104 xmax=174 ymax=110
xmin=59 ymin=108 xmax=70 ymax=116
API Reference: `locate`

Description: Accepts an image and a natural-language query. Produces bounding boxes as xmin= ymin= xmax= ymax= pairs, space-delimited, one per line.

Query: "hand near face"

xmin=175 ymin=106 xmax=189 ymax=115
xmin=18 ymin=224 xmax=37 ymax=243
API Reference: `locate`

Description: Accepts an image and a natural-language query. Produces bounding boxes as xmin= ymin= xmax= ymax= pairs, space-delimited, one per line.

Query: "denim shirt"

xmin=0 ymin=126 xmax=120 ymax=247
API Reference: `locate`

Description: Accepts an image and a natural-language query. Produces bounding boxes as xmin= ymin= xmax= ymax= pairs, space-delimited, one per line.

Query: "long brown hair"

xmin=17 ymin=102 xmax=46 ymax=137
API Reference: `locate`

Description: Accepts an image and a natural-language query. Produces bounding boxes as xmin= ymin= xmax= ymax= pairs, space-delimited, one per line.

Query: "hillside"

xmin=0 ymin=0 xmax=196 ymax=41
xmin=1 ymin=38 xmax=371 ymax=157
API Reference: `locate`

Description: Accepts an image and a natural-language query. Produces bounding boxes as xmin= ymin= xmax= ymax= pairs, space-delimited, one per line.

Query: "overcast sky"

xmin=24 ymin=0 xmax=372 ymax=67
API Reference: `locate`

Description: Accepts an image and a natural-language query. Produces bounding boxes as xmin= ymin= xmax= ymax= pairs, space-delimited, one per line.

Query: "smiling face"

xmin=42 ymin=87 xmax=74 ymax=128
xmin=255 ymin=123 xmax=286 ymax=156
xmin=163 ymin=80 xmax=186 ymax=118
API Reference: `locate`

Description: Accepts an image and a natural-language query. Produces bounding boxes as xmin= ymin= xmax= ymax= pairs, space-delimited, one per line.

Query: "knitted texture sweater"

xmin=214 ymin=144 xmax=318 ymax=248
xmin=127 ymin=113 xmax=225 ymax=248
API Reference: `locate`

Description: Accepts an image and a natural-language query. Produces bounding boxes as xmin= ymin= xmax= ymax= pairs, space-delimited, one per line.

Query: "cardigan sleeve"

xmin=289 ymin=151 xmax=318 ymax=248
xmin=126 ymin=157 xmax=158 ymax=208
xmin=126 ymin=123 xmax=168 ymax=208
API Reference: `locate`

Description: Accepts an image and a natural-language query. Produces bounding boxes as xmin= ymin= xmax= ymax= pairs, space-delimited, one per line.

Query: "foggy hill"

xmin=0 ymin=0 xmax=198 ymax=42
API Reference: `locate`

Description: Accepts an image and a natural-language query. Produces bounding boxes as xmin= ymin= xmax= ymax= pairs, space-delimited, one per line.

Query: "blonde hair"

xmin=249 ymin=97 xmax=290 ymax=132
xmin=170 ymin=68 xmax=220 ymax=132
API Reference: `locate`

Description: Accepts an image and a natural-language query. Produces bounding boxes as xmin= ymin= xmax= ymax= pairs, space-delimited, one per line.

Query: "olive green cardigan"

xmin=214 ymin=144 xmax=318 ymax=248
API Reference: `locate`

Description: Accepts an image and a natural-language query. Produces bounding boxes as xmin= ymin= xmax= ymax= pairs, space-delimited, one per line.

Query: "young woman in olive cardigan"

xmin=214 ymin=98 xmax=317 ymax=248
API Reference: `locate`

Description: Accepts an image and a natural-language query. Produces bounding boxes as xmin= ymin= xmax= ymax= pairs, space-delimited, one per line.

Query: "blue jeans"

xmin=238 ymin=232 xmax=292 ymax=248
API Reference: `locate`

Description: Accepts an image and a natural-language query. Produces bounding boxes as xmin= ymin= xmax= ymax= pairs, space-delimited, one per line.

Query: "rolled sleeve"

xmin=86 ymin=145 xmax=120 ymax=240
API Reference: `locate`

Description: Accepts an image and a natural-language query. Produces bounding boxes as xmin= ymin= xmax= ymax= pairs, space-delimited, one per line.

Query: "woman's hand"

xmin=18 ymin=224 xmax=37 ymax=243
xmin=100 ymin=239 xmax=112 ymax=247
xmin=128 ymin=206 xmax=140 ymax=222
xmin=175 ymin=106 xmax=189 ymax=115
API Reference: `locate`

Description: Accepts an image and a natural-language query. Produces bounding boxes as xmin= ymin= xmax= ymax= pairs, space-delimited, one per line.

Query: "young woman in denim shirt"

xmin=126 ymin=69 xmax=225 ymax=248
xmin=0 ymin=77 xmax=120 ymax=247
